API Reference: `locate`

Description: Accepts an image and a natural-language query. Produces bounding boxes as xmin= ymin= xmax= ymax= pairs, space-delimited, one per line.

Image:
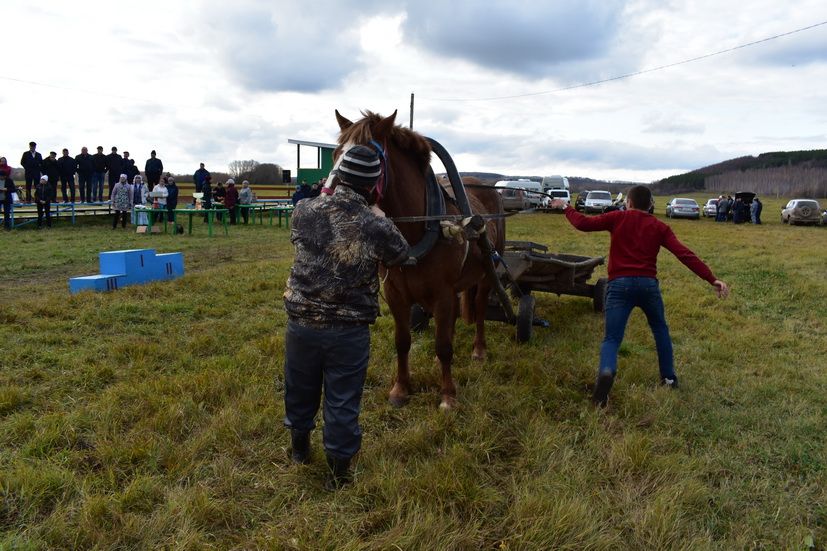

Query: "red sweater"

xmin=564 ymin=206 xmax=716 ymax=284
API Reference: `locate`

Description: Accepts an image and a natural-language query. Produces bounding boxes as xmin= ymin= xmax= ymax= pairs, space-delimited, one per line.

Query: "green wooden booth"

xmin=287 ymin=139 xmax=336 ymax=185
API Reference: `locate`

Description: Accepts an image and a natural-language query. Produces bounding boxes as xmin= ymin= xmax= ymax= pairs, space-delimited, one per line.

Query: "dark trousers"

xmin=60 ymin=175 xmax=75 ymax=202
xmin=107 ymin=173 xmax=119 ymax=199
xmin=241 ymin=206 xmax=249 ymax=224
xmin=229 ymin=206 xmax=237 ymax=224
xmin=146 ymin=172 xmax=161 ymax=190
xmin=77 ymin=173 xmax=91 ymax=202
xmin=25 ymin=172 xmax=40 ymax=202
xmin=283 ymin=319 xmax=370 ymax=460
xmin=112 ymin=211 xmax=128 ymax=228
xmin=37 ymin=201 xmax=51 ymax=227
xmin=3 ymin=201 xmax=11 ymax=230
xmin=92 ymin=172 xmax=105 ymax=202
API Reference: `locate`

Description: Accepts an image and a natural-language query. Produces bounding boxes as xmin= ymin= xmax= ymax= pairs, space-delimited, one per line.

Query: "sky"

xmin=2 ymin=0 xmax=826 ymax=182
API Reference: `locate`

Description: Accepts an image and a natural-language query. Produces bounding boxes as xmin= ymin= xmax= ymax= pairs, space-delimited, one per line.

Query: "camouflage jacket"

xmin=284 ymin=186 xmax=409 ymax=326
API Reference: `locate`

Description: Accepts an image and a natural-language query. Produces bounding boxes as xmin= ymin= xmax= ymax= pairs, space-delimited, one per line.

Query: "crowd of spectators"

xmin=714 ymin=194 xmax=763 ymax=224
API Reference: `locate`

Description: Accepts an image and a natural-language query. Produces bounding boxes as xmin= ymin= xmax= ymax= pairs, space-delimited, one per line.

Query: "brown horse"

xmin=333 ymin=110 xmax=505 ymax=410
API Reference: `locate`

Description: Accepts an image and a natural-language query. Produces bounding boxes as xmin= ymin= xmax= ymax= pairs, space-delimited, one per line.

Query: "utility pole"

xmin=409 ymin=92 xmax=414 ymax=129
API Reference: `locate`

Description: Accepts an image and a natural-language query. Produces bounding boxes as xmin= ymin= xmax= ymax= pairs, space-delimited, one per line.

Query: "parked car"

xmin=584 ymin=190 xmax=613 ymax=213
xmin=495 ymin=179 xmax=544 ymax=208
xmin=665 ymin=198 xmax=700 ymax=219
xmin=574 ymin=190 xmax=590 ymax=212
xmin=497 ymin=187 xmax=530 ymax=211
xmin=546 ymin=188 xmax=571 ymax=206
xmin=702 ymin=198 xmax=718 ymax=218
xmin=781 ymin=199 xmax=822 ymax=226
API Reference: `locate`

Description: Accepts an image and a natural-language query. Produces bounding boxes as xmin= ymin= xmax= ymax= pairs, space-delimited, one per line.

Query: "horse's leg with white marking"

xmin=388 ymin=295 xmax=412 ymax=408
xmin=433 ymin=293 xmax=458 ymax=410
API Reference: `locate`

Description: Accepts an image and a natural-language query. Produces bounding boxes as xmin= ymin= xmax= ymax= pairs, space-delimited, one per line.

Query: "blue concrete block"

xmin=153 ymin=253 xmax=185 ymax=279
xmin=69 ymin=274 xmax=127 ymax=294
xmin=99 ymin=249 xmax=157 ymax=285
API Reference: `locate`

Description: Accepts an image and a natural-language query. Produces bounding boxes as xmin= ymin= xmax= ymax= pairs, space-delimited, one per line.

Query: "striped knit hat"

xmin=336 ymin=145 xmax=381 ymax=192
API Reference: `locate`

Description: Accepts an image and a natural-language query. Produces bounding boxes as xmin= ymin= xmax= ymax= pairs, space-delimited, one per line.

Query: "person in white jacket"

xmin=153 ymin=179 xmax=169 ymax=222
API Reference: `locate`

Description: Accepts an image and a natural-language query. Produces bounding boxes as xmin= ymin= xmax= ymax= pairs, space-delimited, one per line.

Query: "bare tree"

xmin=228 ymin=160 xmax=259 ymax=180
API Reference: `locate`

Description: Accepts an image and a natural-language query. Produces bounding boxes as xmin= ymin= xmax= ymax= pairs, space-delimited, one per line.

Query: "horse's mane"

xmin=339 ymin=111 xmax=432 ymax=172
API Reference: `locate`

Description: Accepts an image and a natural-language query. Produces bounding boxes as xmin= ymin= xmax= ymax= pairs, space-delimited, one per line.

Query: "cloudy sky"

xmin=2 ymin=0 xmax=826 ymax=182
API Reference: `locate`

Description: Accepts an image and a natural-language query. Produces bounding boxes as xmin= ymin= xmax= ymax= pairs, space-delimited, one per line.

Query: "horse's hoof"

xmin=389 ymin=395 xmax=409 ymax=408
xmin=439 ymin=396 xmax=457 ymax=411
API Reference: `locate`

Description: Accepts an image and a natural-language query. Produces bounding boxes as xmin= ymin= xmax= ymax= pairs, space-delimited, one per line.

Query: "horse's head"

xmin=325 ymin=110 xmax=433 ymax=207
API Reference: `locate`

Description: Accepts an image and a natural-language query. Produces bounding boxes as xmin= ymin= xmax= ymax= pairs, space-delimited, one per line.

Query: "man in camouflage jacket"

xmin=283 ymin=145 xmax=409 ymax=490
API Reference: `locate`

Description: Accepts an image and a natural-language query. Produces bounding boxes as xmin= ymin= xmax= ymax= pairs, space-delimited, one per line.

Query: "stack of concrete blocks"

xmin=69 ymin=249 xmax=184 ymax=294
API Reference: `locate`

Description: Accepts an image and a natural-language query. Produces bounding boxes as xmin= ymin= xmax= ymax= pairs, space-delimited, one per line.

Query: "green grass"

xmin=0 ymin=195 xmax=825 ymax=549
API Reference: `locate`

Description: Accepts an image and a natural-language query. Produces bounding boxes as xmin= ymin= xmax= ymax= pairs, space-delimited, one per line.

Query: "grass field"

xmin=0 ymin=194 xmax=825 ymax=550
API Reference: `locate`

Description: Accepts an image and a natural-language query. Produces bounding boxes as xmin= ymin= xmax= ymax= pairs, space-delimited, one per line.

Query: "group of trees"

xmin=228 ymin=160 xmax=283 ymax=185
xmin=706 ymin=166 xmax=827 ymax=198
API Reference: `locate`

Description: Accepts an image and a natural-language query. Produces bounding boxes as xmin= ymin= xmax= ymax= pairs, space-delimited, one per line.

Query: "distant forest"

xmin=651 ymin=149 xmax=827 ymax=197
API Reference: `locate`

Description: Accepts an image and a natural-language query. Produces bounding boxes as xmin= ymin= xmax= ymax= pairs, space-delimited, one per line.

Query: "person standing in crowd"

xmin=201 ymin=174 xmax=213 ymax=221
xmin=213 ymin=180 xmax=226 ymax=220
xmin=144 ymin=150 xmax=163 ymax=191
xmin=291 ymin=184 xmax=307 ymax=205
xmin=718 ymin=195 xmax=731 ymax=222
xmin=714 ymin=195 xmax=724 ymax=222
xmin=92 ymin=146 xmax=108 ymax=202
xmin=193 ymin=163 xmax=209 ymax=194
xmin=1 ymin=157 xmax=15 ymax=230
xmin=224 ymin=179 xmax=239 ymax=224
xmin=41 ymin=152 xmax=60 ymax=202
xmin=165 ymin=176 xmax=179 ymax=221
xmin=57 ymin=149 xmax=77 ymax=203
xmin=239 ymin=180 xmax=253 ymax=224
xmin=75 ymin=147 xmax=94 ymax=203
xmin=551 ymin=185 xmax=729 ymax=407
xmin=732 ymin=197 xmax=744 ymax=224
xmin=751 ymin=196 xmax=762 ymax=224
xmin=123 ymin=152 xmax=139 ymax=184
xmin=110 ymin=174 xmax=132 ymax=229
xmin=153 ymin=177 xmax=168 ymax=223
xmin=131 ymin=175 xmax=148 ymax=225
xmin=35 ymin=175 xmax=52 ymax=229
xmin=20 ymin=141 xmax=42 ymax=202
xmin=283 ymin=145 xmax=410 ymax=490
xmin=106 ymin=147 xmax=123 ymax=199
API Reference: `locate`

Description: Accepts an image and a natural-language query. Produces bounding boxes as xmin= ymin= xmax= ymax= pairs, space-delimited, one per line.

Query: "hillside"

xmin=652 ymin=149 xmax=827 ymax=197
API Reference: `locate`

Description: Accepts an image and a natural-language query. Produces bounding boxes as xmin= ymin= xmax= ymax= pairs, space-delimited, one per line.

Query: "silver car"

xmin=665 ymin=198 xmax=700 ymax=219
xmin=702 ymin=198 xmax=718 ymax=218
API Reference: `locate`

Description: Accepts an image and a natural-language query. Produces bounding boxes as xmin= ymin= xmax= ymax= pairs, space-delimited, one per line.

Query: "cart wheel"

xmin=410 ymin=304 xmax=430 ymax=332
xmin=516 ymin=294 xmax=535 ymax=343
xmin=593 ymin=277 xmax=608 ymax=313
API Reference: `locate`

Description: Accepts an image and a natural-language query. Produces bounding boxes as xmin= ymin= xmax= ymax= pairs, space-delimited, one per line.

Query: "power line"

xmin=424 ymin=20 xmax=827 ymax=102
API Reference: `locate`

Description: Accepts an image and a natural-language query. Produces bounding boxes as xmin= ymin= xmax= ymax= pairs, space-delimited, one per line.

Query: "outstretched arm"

xmin=663 ymin=229 xmax=728 ymax=298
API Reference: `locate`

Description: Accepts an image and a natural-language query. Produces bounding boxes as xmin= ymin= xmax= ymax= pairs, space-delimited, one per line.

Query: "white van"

xmin=495 ymin=179 xmax=545 ymax=208
xmin=546 ymin=188 xmax=571 ymax=205
xmin=541 ymin=175 xmax=570 ymax=191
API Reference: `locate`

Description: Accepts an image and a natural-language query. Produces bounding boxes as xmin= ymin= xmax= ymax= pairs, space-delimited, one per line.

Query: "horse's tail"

xmin=460 ymin=286 xmax=477 ymax=324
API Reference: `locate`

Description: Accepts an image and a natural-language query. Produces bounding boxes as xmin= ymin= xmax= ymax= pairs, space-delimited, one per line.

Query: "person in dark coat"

xmin=91 ymin=146 xmax=108 ymax=202
xmin=1 ymin=157 xmax=15 ymax=230
xmin=41 ymin=152 xmax=60 ymax=202
xmin=57 ymin=149 xmax=77 ymax=203
xmin=75 ymin=147 xmax=94 ymax=203
xmin=35 ymin=175 xmax=52 ymax=228
xmin=21 ymin=141 xmax=43 ymax=202
xmin=291 ymin=184 xmax=307 ymax=205
xmin=201 ymin=174 xmax=213 ymax=221
xmin=123 ymin=152 xmax=139 ymax=184
xmin=751 ymin=196 xmax=762 ymax=224
xmin=193 ymin=163 xmax=209 ymax=194
xmin=166 ymin=176 xmax=179 ymax=220
xmin=224 ymin=179 xmax=239 ymax=224
xmin=212 ymin=181 xmax=227 ymax=222
xmin=106 ymin=147 xmax=123 ymax=199
xmin=144 ymin=150 xmax=163 ymax=190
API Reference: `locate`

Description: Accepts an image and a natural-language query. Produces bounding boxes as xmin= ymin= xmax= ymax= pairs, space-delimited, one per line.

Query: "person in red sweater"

xmin=551 ymin=185 xmax=729 ymax=406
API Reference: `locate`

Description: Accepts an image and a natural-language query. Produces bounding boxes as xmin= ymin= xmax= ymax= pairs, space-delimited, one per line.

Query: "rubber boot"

xmin=592 ymin=370 xmax=615 ymax=408
xmin=290 ymin=430 xmax=311 ymax=464
xmin=324 ymin=454 xmax=352 ymax=491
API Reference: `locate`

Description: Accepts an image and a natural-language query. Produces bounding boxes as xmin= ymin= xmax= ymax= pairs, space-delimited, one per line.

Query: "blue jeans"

xmin=283 ymin=319 xmax=370 ymax=460
xmin=599 ymin=277 xmax=675 ymax=379
xmin=91 ymin=172 xmax=105 ymax=202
